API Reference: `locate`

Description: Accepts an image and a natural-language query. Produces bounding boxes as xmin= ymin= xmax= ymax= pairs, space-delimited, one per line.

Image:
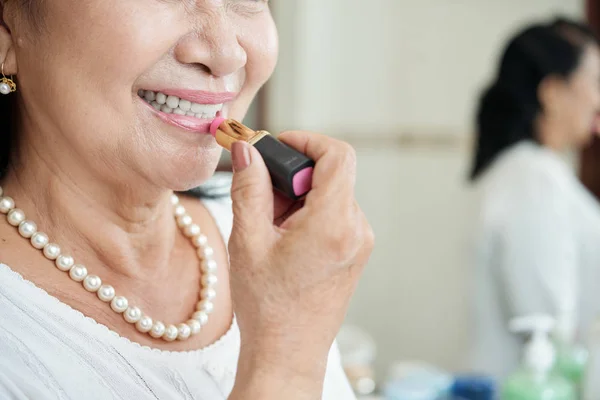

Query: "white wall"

xmin=267 ymin=0 xmax=585 ymax=381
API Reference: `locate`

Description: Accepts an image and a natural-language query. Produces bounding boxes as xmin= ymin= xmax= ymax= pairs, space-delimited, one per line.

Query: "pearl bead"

xmin=174 ymin=205 xmax=186 ymax=217
xmin=177 ymin=214 xmax=192 ymax=228
xmin=69 ymin=264 xmax=88 ymax=282
xmin=6 ymin=208 xmax=25 ymax=226
xmin=0 ymin=197 xmax=15 ymax=214
xmin=149 ymin=321 xmax=166 ymax=338
xmin=177 ymin=323 xmax=191 ymax=340
xmin=18 ymin=220 xmax=37 ymax=238
xmin=192 ymin=311 xmax=209 ymax=326
xmin=123 ymin=306 xmax=142 ymax=323
xmin=187 ymin=319 xmax=201 ymax=335
xmin=201 ymin=287 xmax=217 ymax=301
xmin=97 ymin=285 xmax=115 ymax=302
xmin=202 ymin=247 xmax=214 ymax=258
xmin=43 ymin=243 xmax=61 ymax=260
xmin=55 ymin=255 xmax=74 ymax=271
xmin=184 ymin=223 xmax=200 ymax=237
xmin=192 ymin=234 xmax=208 ymax=248
xmin=201 ymin=259 xmax=217 ymax=273
xmin=163 ymin=325 xmax=178 ymax=342
xmin=201 ymin=273 xmax=218 ymax=288
xmin=170 ymin=194 xmax=179 ymax=205
xmin=30 ymin=232 xmax=49 ymax=249
xmin=0 ymin=82 xmax=11 ymax=95
xmin=136 ymin=316 xmax=153 ymax=333
xmin=110 ymin=296 xmax=129 ymax=313
xmin=197 ymin=299 xmax=214 ymax=314
xmin=83 ymin=275 xmax=102 ymax=292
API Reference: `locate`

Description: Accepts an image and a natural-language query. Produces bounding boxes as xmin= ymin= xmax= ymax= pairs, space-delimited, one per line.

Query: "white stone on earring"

xmin=6 ymin=208 xmax=25 ymax=226
xmin=150 ymin=321 xmax=166 ymax=338
xmin=201 ymin=259 xmax=217 ymax=273
xmin=97 ymin=285 xmax=116 ymax=302
xmin=192 ymin=234 xmax=208 ymax=248
xmin=136 ymin=316 xmax=153 ymax=333
xmin=201 ymin=273 xmax=218 ymax=288
xmin=201 ymin=287 xmax=217 ymax=301
xmin=170 ymin=194 xmax=179 ymax=205
xmin=177 ymin=323 xmax=191 ymax=340
xmin=43 ymin=243 xmax=61 ymax=260
xmin=83 ymin=275 xmax=102 ymax=292
xmin=192 ymin=311 xmax=209 ymax=326
xmin=0 ymin=82 xmax=11 ymax=95
xmin=55 ymin=254 xmax=74 ymax=271
xmin=184 ymin=224 xmax=200 ymax=237
xmin=30 ymin=232 xmax=49 ymax=249
xmin=69 ymin=264 xmax=88 ymax=282
xmin=163 ymin=325 xmax=178 ymax=342
xmin=0 ymin=197 xmax=15 ymax=214
xmin=123 ymin=306 xmax=142 ymax=323
xmin=110 ymin=296 xmax=129 ymax=313
xmin=177 ymin=214 xmax=192 ymax=228
xmin=18 ymin=220 xmax=37 ymax=238
xmin=187 ymin=319 xmax=201 ymax=335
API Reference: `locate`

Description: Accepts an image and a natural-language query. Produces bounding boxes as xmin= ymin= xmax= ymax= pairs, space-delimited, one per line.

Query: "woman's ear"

xmin=538 ymin=74 xmax=566 ymax=115
xmin=0 ymin=1 xmax=17 ymax=75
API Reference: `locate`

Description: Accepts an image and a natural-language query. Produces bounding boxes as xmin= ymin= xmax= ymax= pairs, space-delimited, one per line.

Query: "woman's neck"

xmin=1 ymin=141 xmax=180 ymax=280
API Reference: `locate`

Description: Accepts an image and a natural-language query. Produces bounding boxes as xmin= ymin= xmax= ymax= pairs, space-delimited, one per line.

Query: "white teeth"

xmin=156 ymin=92 xmax=167 ymax=105
xmin=190 ymin=103 xmax=204 ymax=114
xmin=166 ymin=95 xmax=179 ymax=109
xmin=139 ymin=90 xmax=223 ymax=120
xmin=179 ymin=100 xmax=191 ymax=111
xmin=145 ymin=91 xmax=156 ymax=102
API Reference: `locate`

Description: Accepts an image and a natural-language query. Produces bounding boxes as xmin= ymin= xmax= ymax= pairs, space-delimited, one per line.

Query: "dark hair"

xmin=469 ymin=18 xmax=599 ymax=180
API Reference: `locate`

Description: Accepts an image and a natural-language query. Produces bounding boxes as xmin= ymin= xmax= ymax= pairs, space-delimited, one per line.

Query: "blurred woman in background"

xmin=468 ymin=18 xmax=600 ymax=379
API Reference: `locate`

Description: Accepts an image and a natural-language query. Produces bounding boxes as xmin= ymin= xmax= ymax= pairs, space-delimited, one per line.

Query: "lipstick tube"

xmin=210 ymin=118 xmax=314 ymax=200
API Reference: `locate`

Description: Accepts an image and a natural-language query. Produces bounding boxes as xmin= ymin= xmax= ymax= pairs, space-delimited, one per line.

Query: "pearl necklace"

xmin=0 ymin=186 xmax=217 ymax=342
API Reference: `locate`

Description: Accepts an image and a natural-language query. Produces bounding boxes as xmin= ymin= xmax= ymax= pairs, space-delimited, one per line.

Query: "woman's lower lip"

xmin=141 ymin=99 xmax=215 ymax=134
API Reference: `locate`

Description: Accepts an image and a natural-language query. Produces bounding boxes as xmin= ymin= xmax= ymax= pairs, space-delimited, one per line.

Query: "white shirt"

xmin=468 ymin=141 xmax=600 ymax=380
xmin=0 ymin=197 xmax=355 ymax=400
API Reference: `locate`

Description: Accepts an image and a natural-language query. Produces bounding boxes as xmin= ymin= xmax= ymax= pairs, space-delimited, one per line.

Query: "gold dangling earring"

xmin=0 ymin=62 xmax=16 ymax=95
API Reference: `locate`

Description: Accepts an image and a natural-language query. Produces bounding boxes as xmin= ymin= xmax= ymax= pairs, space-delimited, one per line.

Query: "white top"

xmin=0 ymin=197 xmax=355 ymax=400
xmin=468 ymin=141 xmax=600 ymax=380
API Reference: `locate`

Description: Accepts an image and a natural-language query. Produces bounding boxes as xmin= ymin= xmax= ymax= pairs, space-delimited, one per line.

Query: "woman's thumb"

xmin=229 ymin=141 xmax=274 ymax=240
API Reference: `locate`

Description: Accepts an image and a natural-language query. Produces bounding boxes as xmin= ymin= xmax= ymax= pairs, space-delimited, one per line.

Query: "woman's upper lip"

xmin=144 ymin=88 xmax=238 ymax=105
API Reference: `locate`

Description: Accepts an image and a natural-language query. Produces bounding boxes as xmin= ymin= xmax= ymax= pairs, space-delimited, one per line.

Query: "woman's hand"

xmin=227 ymin=132 xmax=374 ymax=399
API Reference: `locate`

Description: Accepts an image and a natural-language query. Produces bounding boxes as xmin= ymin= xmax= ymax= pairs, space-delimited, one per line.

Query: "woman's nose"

xmin=175 ymin=15 xmax=247 ymax=78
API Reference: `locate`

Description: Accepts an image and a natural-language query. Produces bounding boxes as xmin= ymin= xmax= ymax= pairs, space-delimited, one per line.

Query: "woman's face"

xmin=5 ymin=0 xmax=277 ymax=190
xmin=552 ymin=43 xmax=600 ymax=146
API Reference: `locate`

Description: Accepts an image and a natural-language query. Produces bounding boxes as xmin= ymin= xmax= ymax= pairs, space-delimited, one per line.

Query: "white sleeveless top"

xmin=0 ymin=198 xmax=355 ymax=399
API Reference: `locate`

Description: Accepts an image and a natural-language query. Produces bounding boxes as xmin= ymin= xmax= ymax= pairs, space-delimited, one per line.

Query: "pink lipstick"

xmin=210 ymin=118 xmax=314 ymax=200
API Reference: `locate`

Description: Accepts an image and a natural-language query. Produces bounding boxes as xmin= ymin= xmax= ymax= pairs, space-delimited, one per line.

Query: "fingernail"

xmin=232 ymin=141 xmax=251 ymax=172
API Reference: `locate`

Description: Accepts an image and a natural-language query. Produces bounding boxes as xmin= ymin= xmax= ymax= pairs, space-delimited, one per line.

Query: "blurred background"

xmin=233 ymin=0 xmax=600 ymax=398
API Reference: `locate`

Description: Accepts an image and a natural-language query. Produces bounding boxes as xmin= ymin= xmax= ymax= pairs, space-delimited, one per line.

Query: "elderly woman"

xmin=0 ymin=1 xmax=374 ymax=399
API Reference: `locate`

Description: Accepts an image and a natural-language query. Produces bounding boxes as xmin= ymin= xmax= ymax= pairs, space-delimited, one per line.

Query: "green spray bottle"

xmin=501 ymin=314 xmax=575 ymax=400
